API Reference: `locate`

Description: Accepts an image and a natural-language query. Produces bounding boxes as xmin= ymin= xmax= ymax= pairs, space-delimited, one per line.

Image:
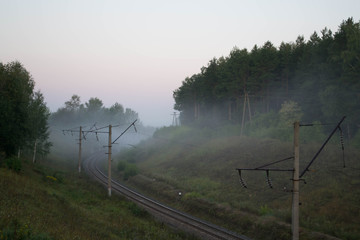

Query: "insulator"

xmin=338 ymin=126 xmax=344 ymax=150
xmin=266 ymin=170 xmax=273 ymax=188
xmin=338 ymin=126 xmax=346 ymax=168
xmin=266 ymin=178 xmax=273 ymax=188
xmin=239 ymin=177 xmax=247 ymax=188
xmin=133 ymin=124 xmax=137 ymax=133
xmin=238 ymin=170 xmax=247 ymax=188
xmin=96 ymin=133 xmax=99 ymax=141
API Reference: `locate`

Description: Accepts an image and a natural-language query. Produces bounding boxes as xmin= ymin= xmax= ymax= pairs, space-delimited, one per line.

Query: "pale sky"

xmin=1 ymin=0 xmax=359 ymax=126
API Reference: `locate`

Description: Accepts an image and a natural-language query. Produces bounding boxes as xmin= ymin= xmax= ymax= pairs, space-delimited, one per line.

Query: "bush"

xmin=5 ymin=156 xmax=22 ymax=172
xmin=300 ymin=121 xmax=326 ymax=143
xmin=117 ymin=160 xmax=127 ymax=171
xmin=123 ymin=164 xmax=138 ymax=180
xmin=1 ymin=220 xmax=53 ymax=240
xmin=127 ymin=202 xmax=148 ymax=217
xmin=259 ymin=205 xmax=273 ymax=216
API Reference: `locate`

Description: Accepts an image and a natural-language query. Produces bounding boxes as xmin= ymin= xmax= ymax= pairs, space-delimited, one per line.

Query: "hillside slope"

xmin=0 ymin=157 xmax=196 ymax=240
xmin=114 ymin=126 xmax=360 ymax=240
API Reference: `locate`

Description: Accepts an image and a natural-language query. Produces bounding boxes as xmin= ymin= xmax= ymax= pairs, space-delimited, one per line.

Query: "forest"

xmin=0 ymin=63 xmax=145 ymax=164
xmin=49 ymin=94 xmax=139 ymax=128
xmin=0 ymin=62 xmax=51 ymax=163
xmin=173 ymin=18 xmax=360 ymax=142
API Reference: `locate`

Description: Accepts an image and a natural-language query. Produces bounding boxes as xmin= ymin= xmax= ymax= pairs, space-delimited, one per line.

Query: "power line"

xmin=62 ymin=120 xmax=139 ymax=183
xmin=235 ymin=116 xmax=347 ymax=240
xmin=300 ymin=116 xmax=346 ymax=178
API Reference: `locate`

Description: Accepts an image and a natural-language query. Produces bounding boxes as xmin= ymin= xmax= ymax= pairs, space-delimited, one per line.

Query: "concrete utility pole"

xmin=108 ymin=125 xmax=112 ymax=197
xmin=292 ymin=122 xmax=300 ymax=240
xmin=78 ymin=126 xmax=82 ymax=173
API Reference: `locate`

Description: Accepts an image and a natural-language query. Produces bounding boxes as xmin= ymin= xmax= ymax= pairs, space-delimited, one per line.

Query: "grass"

xmin=113 ymin=126 xmax=360 ymax=240
xmin=0 ymin=155 xmax=198 ymax=240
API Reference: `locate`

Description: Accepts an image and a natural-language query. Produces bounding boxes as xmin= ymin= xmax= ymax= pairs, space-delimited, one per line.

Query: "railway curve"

xmin=83 ymin=153 xmax=251 ymax=240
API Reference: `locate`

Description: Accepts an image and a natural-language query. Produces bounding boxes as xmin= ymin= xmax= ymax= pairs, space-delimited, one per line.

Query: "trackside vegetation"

xmin=0 ymin=156 xmax=198 ymax=240
xmin=114 ymin=125 xmax=360 ymax=240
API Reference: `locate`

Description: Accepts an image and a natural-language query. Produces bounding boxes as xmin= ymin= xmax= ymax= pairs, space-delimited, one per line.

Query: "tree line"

xmin=50 ymin=94 xmax=139 ymax=128
xmin=0 ymin=61 xmax=51 ymax=163
xmin=0 ymin=61 xmax=142 ymax=166
xmin=173 ymin=18 xmax=360 ymax=140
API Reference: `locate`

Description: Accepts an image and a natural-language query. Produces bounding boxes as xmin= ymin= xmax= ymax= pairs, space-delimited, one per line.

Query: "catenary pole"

xmin=292 ymin=122 xmax=300 ymax=240
xmin=78 ymin=126 xmax=82 ymax=173
xmin=108 ymin=125 xmax=112 ymax=197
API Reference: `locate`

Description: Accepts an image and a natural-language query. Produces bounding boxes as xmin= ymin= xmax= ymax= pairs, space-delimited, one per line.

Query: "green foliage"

xmin=64 ymin=94 xmax=81 ymax=111
xmin=259 ymin=205 xmax=273 ymax=216
xmin=183 ymin=192 xmax=202 ymax=200
xmin=123 ymin=164 xmax=138 ymax=180
xmin=85 ymin=97 xmax=103 ymax=112
xmin=1 ymin=220 xmax=53 ymax=240
xmin=127 ymin=202 xmax=149 ymax=218
xmin=126 ymin=125 xmax=360 ymax=239
xmin=0 ymin=61 xmax=50 ymax=158
xmin=50 ymin=94 xmax=139 ymax=128
xmin=244 ymin=111 xmax=292 ymax=141
xmin=117 ymin=160 xmax=127 ymax=171
xmin=0 ymin=158 xmax=190 ymax=240
xmin=279 ymin=100 xmax=303 ymax=126
xmin=173 ymin=18 xmax=360 ymax=138
xmin=5 ymin=156 xmax=22 ymax=172
xmin=117 ymin=159 xmax=138 ymax=180
xmin=300 ymin=121 xmax=327 ymax=143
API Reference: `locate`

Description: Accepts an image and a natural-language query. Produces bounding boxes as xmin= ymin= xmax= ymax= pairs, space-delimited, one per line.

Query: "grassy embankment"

xmin=114 ymin=125 xmax=360 ymax=240
xmin=0 ymin=155 xmax=198 ymax=240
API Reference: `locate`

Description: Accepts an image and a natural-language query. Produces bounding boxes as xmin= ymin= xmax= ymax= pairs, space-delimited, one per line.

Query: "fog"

xmin=48 ymin=107 xmax=156 ymax=163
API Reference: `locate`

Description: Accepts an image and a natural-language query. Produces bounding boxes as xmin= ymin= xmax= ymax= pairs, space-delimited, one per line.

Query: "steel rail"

xmin=83 ymin=153 xmax=251 ymax=240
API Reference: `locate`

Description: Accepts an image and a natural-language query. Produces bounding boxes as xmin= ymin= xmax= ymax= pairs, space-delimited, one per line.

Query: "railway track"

xmin=84 ymin=153 xmax=251 ymax=240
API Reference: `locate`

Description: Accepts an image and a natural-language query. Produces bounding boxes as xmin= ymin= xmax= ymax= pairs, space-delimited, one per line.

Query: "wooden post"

xmin=108 ymin=125 xmax=112 ymax=197
xmin=292 ymin=122 xmax=300 ymax=240
xmin=78 ymin=126 xmax=82 ymax=173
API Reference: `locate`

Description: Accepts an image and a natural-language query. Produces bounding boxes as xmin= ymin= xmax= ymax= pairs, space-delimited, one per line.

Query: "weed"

xmin=0 ymin=219 xmax=53 ymax=240
xmin=127 ymin=202 xmax=149 ymax=218
xmin=259 ymin=205 xmax=273 ymax=216
xmin=1 ymin=157 xmax=194 ymax=240
xmin=46 ymin=176 xmax=57 ymax=181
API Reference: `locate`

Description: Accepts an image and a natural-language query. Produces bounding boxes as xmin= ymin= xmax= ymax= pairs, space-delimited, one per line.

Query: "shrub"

xmin=183 ymin=191 xmax=202 ymax=200
xmin=123 ymin=164 xmax=138 ymax=180
xmin=5 ymin=156 xmax=22 ymax=172
xmin=259 ymin=205 xmax=273 ymax=216
xmin=127 ymin=202 xmax=149 ymax=217
xmin=300 ymin=121 xmax=326 ymax=143
xmin=1 ymin=220 xmax=53 ymax=240
xmin=117 ymin=160 xmax=127 ymax=171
